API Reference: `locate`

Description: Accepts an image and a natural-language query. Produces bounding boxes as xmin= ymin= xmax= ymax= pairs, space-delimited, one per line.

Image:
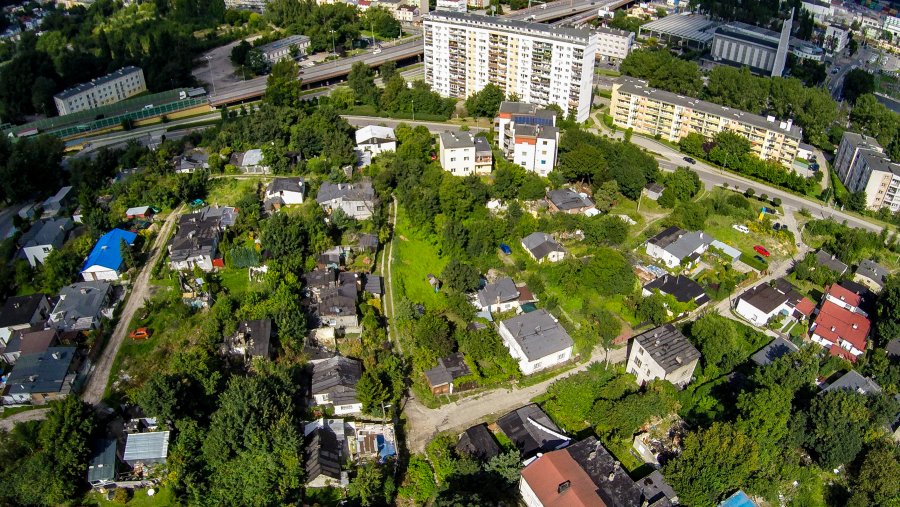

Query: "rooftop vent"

xmin=852 ymin=323 xmax=858 ymax=329
xmin=558 ymin=480 xmax=571 ymax=493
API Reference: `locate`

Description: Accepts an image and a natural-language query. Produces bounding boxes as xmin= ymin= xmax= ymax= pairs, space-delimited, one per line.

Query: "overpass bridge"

xmin=209 ymin=0 xmax=604 ymax=106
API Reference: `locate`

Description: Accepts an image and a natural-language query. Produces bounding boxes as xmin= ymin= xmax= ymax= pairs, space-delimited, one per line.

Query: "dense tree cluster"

xmin=0 ymin=0 xmax=225 ymax=120
xmin=557 ymin=128 xmax=660 ymax=199
xmin=850 ymin=94 xmax=900 ymax=161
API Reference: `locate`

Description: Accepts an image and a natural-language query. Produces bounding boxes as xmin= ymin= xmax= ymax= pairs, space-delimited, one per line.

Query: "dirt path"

xmin=80 ymin=207 xmax=183 ymax=405
xmin=381 ymin=197 xmax=401 ymax=351
xmin=404 ymin=345 xmax=622 ymax=453
xmin=0 ymin=408 xmax=50 ymax=431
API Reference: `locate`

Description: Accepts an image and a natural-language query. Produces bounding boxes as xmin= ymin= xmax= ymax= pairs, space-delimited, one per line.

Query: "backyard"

xmin=391 ymin=206 xmax=448 ymax=307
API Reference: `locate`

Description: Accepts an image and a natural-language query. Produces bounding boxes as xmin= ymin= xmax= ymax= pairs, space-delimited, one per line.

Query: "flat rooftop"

xmin=425 ymin=11 xmax=593 ymax=45
xmin=640 ymin=14 xmax=720 ymax=44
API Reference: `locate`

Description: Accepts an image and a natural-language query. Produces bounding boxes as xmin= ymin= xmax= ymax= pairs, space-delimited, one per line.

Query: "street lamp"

xmin=330 ymin=29 xmax=337 ymax=56
xmin=205 ymin=55 xmax=216 ymax=96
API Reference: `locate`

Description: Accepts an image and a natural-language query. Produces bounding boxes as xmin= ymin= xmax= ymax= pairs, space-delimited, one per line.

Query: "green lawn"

xmin=704 ymin=213 xmax=795 ymax=265
xmin=391 ymin=206 xmax=448 ymax=306
xmin=206 ymin=178 xmax=261 ymax=205
xmin=84 ymin=485 xmax=177 ymax=507
xmin=219 ymin=267 xmax=252 ymax=296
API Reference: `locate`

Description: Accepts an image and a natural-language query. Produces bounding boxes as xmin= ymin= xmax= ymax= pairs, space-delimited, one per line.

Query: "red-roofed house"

xmin=823 ymin=283 xmax=867 ymax=316
xmin=810 ymin=300 xmax=870 ymax=362
xmin=793 ymin=297 xmax=816 ymax=320
xmin=520 ymin=450 xmax=603 ymax=507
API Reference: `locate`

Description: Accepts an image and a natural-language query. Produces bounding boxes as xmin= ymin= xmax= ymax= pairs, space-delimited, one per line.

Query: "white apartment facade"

xmin=257 ymin=35 xmax=311 ymax=63
xmin=424 ymin=12 xmax=598 ymax=122
xmin=53 ymin=67 xmax=147 ymax=116
xmin=884 ymin=15 xmax=900 ymax=38
xmin=595 ymin=26 xmax=634 ymax=62
xmin=611 ymin=79 xmax=802 ymax=167
xmin=834 ymin=132 xmax=900 ymax=211
xmin=438 ymin=131 xmax=492 ymax=176
xmin=436 ymin=0 xmax=466 ymax=12
xmin=825 ymin=25 xmax=850 ymax=53
xmin=495 ymin=101 xmax=559 ymax=176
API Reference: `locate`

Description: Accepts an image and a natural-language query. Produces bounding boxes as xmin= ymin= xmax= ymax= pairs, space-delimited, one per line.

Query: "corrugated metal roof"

xmin=123 ymin=431 xmax=170 ymax=462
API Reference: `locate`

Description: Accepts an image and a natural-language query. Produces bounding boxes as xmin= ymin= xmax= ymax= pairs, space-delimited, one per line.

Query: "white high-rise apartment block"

xmin=53 ymin=66 xmax=147 ymax=116
xmin=884 ymin=15 xmax=900 ymax=38
xmin=424 ymin=12 xmax=598 ymax=122
xmin=825 ymin=25 xmax=850 ymax=53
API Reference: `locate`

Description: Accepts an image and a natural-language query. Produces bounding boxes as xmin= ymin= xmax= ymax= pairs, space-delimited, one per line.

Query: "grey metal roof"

xmin=456 ymin=424 xmax=500 ymax=461
xmin=616 ymin=79 xmax=803 ymax=139
xmin=425 ymin=11 xmax=594 ymax=44
xmin=513 ymin=123 xmax=559 ymax=140
xmin=643 ymin=274 xmax=708 ymax=305
xmin=18 ymin=217 xmax=72 ymax=248
xmin=737 ymin=282 xmax=791 ymax=314
xmin=439 ymin=131 xmax=475 ymax=149
xmin=714 ymin=25 xmax=779 ymax=50
xmin=0 ymin=294 xmax=48 ymax=328
xmin=750 ymin=336 xmax=800 ymax=366
xmin=54 ymin=66 xmax=143 ymax=100
xmin=123 ymin=431 xmax=170 ymax=463
xmin=311 ymin=356 xmax=362 ymax=397
xmin=305 ymin=427 xmax=342 ymax=482
xmin=51 ymin=282 xmax=110 ymax=329
xmin=5 ymin=347 xmax=76 ymax=395
xmin=316 ymin=180 xmax=375 ymax=203
xmin=500 ymin=309 xmax=573 ymax=361
xmin=477 ymin=277 xmax=519 ymax=308
xmin=823 ymin=370 xmax=882 ymax=395
xmin=4 ymin=329 xmax=58 ymax=356
xmin=496 ymin=403 xmax=568 ymax=457
xmin=633 ymin=324 xmax=701 ymax=374
xmin=639 ymin=14 xmax=720 ymax=44
xmin=363 ymin=274 xmax=383 ymax=295
xmin=841 ymin=131 xmax=883 ymax=151
xmin=860 ymin=149 xmax=900 ymax=177
xmin=257 ymin=34 xmax=310 ymax=54
xmin=521 ymin=232 xmax=566 ymax=260
xmin=595 ymin=25 xmax=633 ymax=38
xmin=662 ymin=231 xmax=712 ymax=262
xmin=267 ymin=177 xmax=305 ymax=195
xmin=567 ymin=437 xmax=647 ymax=507
xmin=473 ymin=135 xmax=492 ymax=155
xmin=498 ymin=101 xmax=557 ymax=119
xmin=547 ymin=188 xmax=594 ymax=211
xmin=855 ymin=259 xmax=889 ymax=286
xmin=424 ymin=352 xmax=472 ymax=387
xmin=87 ymin=439 xmax=118 ymax=484
xmin=815 ymin=250 xmax=849 ymax=274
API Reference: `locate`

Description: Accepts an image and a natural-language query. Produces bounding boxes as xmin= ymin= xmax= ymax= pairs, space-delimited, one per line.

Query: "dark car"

xmin=683 ymin=156 xmax=696 ymax=164
xmin=773 ymin=223 xmax=781 ymax=231
xmin=754 ymin=254 xmax=767 ymax=264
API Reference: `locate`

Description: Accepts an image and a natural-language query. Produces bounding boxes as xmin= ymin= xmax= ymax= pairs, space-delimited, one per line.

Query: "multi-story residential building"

xmin=53 ymin=67 xmax=147 ymax=116
xmin=594 ymin=25 xmax=634 ymax=62
xmin=257 ymin=35 xmax=311 ymax=63
xmin=834 ymin=131 xmax=900 ymax=211
xmin=611 ymin=78 xmax=803 ymax=167
xmin=810 ymin=284 xmax=871 ymax=363
xmin=626 ymin=324 xmax=701 ymax=388
xmin=224 ymin=0 xmax=266 ymax=9
xmin=825 ymin=24 xmax=850 ymax=53
xmin=884 ymin=15 xmax=900 ymax=38
xmin=424 ymin=12 xmax=598 ymax=122
xmin=438 ymin=131 xmax=493 ymax=176
xmin=801 ymin=0 xmax=833 ymax=23
xmin=316 ymin=180 xmax=377 ymax=220
xmin=498 ymin=310 xmax=573 ymax=375
xmin=436 ymin=0 xmax=466 ymax=12
xmin=495 ymin=102 xmax=559 ymax=176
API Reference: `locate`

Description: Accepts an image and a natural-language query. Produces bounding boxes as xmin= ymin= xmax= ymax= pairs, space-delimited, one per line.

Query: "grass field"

xmin=219 ymin=267 xmax=252 ymax=296
xmin=391 ymin=206 xmax=448 ymax=307
xmin=206 ymin=178 xmax=261 ymax=206
xmin=84 ymin=485 xmax=177 ymax=507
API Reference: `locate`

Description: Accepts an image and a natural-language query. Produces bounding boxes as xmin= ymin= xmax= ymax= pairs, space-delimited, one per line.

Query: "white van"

xmin=732 ymin=224 xmax=750 ymax=234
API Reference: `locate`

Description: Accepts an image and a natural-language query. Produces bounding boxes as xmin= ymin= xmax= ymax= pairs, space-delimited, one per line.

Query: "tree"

xmin=842 ymin=68 xmax=875 ymax=105
xmin=349 ymin=462 xmax=387 ymax=506
xmin=679 ymin=132 xmax=706 ymax=158
xmin=635 ymin=293 xmax=668 ymax=325
xmin=664 ymin=423 xmax=760 ymax=507
xmin=348 ymin=62 xmax=378 ymax=106
xmin=847 ymin=190 xmax=868 ymax=212
xmin=876 ymin=275 xmax=900 ymax=344
xmin=465 ymin=83 xmax=505 ymax=118
xmin=357 ymin=369 xmax=390 ymax=414
xmin=36 ymin=397 xmax=96 ymax=504
xmin=709 ymin=131 xmax=751 ymax=167
xmin=231 ymin=40 xmax=252 ymax=67
xmin=265 ymin=59 xmax=302 ymax=108
xmin=687 ymin=313 xmax=740 ymax=371
xmin=119 ymin=238 xmax=135 ymax=271
xmin=363 ymin=6 xmax=401 ymax=39
xmin=379 ymin=60 xmax=397 ymax=82
xmin=848 ymin=441 xmax=900 ymax=507
xmin=441 ymin=259 xmax=480 ymax=293
xmin=398 ymin=455 xmax=438 ymax=503
xmin=485 ymin=450 xmax=523 ymax=486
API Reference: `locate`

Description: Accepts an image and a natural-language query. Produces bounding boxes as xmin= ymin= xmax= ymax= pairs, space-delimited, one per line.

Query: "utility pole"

xmin=330 ymin=29 xmax=337 ymax=55
xmin=206 ymin=55 xmax=216 ymax=95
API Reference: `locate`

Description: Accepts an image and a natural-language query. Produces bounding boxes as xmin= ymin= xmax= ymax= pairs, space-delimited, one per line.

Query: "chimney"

xmin=831 ymin=326 xmax=836 ymax=332
xmin=80 ymin=288 xmax=88 ymax=294
xmin=786 ymin=119 xmax=793 ymax=130
xmin=608 ymin=472 xmax=616 ymax=481
xmin=852 ymin=323 xmax=858 ymax=329
xmin=557 ymin=481 xmax=571 ymax=493
xmin=51 ymin=352 xmax=59 ymax=360
xmin=675 ymin=356 xmax=683 ymax=364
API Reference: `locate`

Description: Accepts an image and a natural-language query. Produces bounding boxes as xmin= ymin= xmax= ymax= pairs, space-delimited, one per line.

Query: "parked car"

xmin=754 ymin=254 xmax=767 ymax=264
xmin=683 ymin=156 xmax=696 ymax=165
xmin=754 ymin=245 xmax=771 ymax=257
xmin=129 ymin=327 xmax=151 ymax=340
xmin=732 ymin=224 xmax=750 ymax=234
xmin=773 ymin=223 xmax=781 ymax=231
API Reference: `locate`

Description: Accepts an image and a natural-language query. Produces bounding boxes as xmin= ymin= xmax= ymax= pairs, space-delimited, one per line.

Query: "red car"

xmin=753 ymin=245 xmax=771 ymax=257
xmin=129 ymin=327 xmax=151 ymax=340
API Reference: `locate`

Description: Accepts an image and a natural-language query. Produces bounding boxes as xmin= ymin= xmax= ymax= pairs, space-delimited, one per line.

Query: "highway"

xmin=208 ymin=0 xmax=602 ymax=106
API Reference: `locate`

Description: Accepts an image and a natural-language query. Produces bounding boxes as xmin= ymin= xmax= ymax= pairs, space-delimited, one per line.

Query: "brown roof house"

xmin=424 ymin=352 xmax=472 ymax=395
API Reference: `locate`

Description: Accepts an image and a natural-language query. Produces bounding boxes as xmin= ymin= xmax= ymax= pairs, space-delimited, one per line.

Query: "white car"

xmin=732 ymin=224 xmax=750 ymax=234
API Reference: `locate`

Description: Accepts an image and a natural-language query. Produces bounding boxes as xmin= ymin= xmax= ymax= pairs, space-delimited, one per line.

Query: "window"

xmin=450 ymin=157 xmax=456 ymax=162
xmin=638 ymin=347 xmax=644 ymax=356
xmin=634 ymin=358 xmax=642 ymax=368
xmin=557 ymin=352 xmax=566 ymax=360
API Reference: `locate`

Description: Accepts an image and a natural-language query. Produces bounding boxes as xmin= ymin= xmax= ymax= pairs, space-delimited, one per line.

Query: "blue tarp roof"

xmin=82 ymin=229 xmax=137 ymax=271
xmin=377 ymin=435 xmax=396 ymax=462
